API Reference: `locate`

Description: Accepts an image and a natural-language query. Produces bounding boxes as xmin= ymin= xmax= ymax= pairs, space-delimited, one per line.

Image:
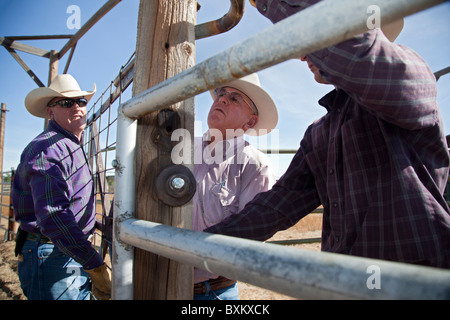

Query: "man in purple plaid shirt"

xmin=206 ymin=0 xmax=450 ymax=268
xmin=13 ymin=74 xmax=111 ymax=299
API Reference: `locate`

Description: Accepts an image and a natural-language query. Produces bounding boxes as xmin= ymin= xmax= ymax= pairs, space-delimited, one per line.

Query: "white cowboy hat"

xmin=25 ymin=74 xmax=96 ymax=118
xmin=209 ymin=73 xmax=278 ymax=136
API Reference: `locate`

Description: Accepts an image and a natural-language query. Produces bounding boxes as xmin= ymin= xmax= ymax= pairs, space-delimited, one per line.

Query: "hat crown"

xmin=238 ymin=73 xmax=261 ymax=88
xmin=48 ymin=74 xmax=82 ymax=94
xmin=24 ymin=74 xmax=96 ymax=119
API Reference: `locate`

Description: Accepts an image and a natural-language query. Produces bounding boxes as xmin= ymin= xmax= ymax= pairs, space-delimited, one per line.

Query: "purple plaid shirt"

xmin=206 ymin=0 xmax=450 ymax=268
xmin=12 ymin=120 xmax=103 ymax=269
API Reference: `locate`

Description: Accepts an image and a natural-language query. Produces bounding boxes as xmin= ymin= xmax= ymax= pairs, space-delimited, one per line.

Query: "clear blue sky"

xmin=0 ymin=1 xmax=449 ymax=178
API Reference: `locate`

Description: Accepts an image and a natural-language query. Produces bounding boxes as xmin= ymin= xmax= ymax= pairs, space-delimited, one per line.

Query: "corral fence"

xmin=2 ymin=0 xmax=450 ymax=300
xmin=111 ymin=0 xmax=450 ymax=300
xmin=0 ymin=170 xmax=14 ymax=241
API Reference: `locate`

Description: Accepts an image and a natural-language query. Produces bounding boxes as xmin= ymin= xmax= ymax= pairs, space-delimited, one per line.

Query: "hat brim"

xmin=25 ymin=84 xmax=96 ymax=119
xmin=209 ymin=79 xmax=278 ymax=136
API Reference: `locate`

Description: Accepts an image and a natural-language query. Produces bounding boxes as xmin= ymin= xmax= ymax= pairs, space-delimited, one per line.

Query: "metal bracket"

xmin=151 ymin=109 xmax=195 ymax=206
xmin=155 ymin=164 xmax=196 ymax=206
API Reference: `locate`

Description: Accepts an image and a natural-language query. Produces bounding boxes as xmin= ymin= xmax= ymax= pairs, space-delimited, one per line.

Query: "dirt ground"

xmin=0 ymin=214 xmax=322 ymax=300
xmin=0 ymin=239 xmax=23 ymax=300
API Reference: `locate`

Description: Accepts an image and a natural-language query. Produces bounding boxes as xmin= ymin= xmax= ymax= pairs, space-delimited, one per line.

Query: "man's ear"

xmin=46 ymin=107 xmax=54 ymax=120
xmin=244 ymin=115 xmax=258 ymax=130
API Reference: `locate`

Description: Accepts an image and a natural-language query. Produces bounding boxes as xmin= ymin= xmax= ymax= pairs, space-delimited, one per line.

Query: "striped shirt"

xmin=193 ymin=133 xmax=275 ymax=282
xmin=12 ymin=120 xmax=103 ymax=270
xmin=206 ymin=0 xmax=450 ymax=268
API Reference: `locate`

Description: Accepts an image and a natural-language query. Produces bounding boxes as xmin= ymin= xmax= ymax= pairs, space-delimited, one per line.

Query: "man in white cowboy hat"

xmin=206 ymin=0 xmax=450 ymax=269
xmin=193 ymin=73 xmax=278 ymax=299
xmin=12 ymin=74 xmax=112 ymax=300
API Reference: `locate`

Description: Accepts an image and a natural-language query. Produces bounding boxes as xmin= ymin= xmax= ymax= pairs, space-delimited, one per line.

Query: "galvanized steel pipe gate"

xmin=112 ymin=0 xmax=450 ymax=299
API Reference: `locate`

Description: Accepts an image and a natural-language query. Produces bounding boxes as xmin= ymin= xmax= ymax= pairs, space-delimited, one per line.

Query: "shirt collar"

xmin=202 ymin=130 xmax=245 ymax=147
xmin=318 ymin=89 xmax=349 ymax=112
xmin=47 ymin=120 xmax=82 ymax=144
xmin=202 ymin=130 xmax=247 ymax=161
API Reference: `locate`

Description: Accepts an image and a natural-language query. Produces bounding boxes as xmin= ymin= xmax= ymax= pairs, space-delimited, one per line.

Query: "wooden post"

xmin=0 ymin=103 xmax=11 ymax=240
xmin=44 ymin=50 xmax=59 ymax=129
xmin=7 ymin=169 xmax=15 ymax=241
xmin=0 ymin=103 xmax=6 ymax=174
xmin=132 ymin=0 xmax=196 ymax=299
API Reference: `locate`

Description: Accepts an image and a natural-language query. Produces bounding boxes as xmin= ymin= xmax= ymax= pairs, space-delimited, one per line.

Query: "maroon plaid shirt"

xmin=206 ymin=0 xmax=450 ymax=268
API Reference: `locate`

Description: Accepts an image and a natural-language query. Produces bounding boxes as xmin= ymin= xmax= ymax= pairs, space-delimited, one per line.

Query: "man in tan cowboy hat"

xmin=206 ymin=0 xmax=450 ymax=270
xmin=193 ymin=73 xmax=278 ymax=299
xmin=12 ymin=74 xmax=111 ymax=300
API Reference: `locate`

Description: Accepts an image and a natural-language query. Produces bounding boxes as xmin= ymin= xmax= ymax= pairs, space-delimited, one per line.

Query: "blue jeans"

xmin=18 ymin=239 xmax=91 ymax=300
xmin=194 ymin=282 xmax=239 ymax=300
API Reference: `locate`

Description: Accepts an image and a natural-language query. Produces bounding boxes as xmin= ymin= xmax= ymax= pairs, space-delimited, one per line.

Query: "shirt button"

xmin=262 ymin=4 xmax=267 ymax=12
xmin=333 ymin=202 xmax=338 ymax=208
xmin=329 ymin=168 xmax=334 ymax=175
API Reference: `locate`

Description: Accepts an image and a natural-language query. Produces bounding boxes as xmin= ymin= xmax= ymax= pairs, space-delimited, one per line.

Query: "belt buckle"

xmin=27 ymin=233 xmax=51 ymax=243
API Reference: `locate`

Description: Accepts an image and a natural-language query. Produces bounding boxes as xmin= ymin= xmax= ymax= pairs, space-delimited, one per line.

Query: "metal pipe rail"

xmin=119 ymin=219 xmax=450 ymax=300
xmin=195 ymin=0 xmax=245 ymax=40
xmin=112 ymin=0 xmax=447 ymax=299
xmin=119 ymin=0 xmax=445 ymax=120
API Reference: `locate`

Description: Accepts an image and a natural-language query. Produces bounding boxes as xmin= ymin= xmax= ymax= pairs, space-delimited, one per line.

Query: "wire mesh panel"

xmin=83 ymin=53 xmax=135 ymax=260
xmin=0 ymin=170 xmax=14 ymax=241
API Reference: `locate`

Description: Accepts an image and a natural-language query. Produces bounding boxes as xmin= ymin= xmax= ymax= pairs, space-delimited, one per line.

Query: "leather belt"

xmin=27 ymin=233 xmax=52 ymax=243
xmin=194 ymin=276 xmax=236 ymax=294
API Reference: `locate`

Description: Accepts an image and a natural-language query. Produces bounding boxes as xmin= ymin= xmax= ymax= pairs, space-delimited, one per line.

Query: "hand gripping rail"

xmin=112 ymin=0 xmax=448 ymax=299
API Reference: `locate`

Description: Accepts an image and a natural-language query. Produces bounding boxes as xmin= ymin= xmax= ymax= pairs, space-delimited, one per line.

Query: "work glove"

xmin=249 ymin=0 xmax=256 ymax=7
xmin=85 ymin=263 xmax=111 ymax=300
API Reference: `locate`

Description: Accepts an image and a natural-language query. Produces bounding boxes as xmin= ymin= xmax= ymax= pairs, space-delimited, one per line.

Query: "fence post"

xmin=132 ymin=0 xmax=196 ymax=299
xmin=7 ymin=169 xmax=15 ymax=240
xmin=44 ymin=50 xmax=59 ymax=129
xmin=0 ymin=103 xmax=6 ymax=174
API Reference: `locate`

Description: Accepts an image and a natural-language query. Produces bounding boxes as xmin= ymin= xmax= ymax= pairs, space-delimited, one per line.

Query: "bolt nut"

xmin=155 ymin=165 xmax=196 ymax=206
xmin=169 ymin=176 xmax=186 ymax=191
xmin=112 ymin=159 xmax=119 ymax=169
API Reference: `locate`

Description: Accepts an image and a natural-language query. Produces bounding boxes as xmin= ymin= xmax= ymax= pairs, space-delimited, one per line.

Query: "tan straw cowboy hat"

xmin=210 ymin=73 xmax=278 ymax=136
xmin=25 ymin=74 xmax=96 ymax=118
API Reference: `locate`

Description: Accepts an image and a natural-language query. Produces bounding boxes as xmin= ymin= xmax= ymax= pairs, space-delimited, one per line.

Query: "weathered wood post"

xmin=132 ymin=0 xmax=196 ymax=299
xmin=44 ymin=50 xmax=59 ymax=129
xmin=0 ymin=103 xmax=6 ymax=174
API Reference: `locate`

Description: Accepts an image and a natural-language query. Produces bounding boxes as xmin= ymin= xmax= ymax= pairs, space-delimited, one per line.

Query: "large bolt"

xmin=111 ymin=159 xmax=120 ymax=169
xmin=169 ymin=176 xmax=186 ymax=191
xmin=155 ymin=165 xmax=196 ymax=206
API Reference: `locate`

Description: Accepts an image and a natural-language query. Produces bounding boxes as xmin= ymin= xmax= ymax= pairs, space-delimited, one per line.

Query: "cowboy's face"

xmin=46 ymin=96 xmax=87 ymax=139
xmin=207 ymin=87 xmax=258 ymax=140
xmin=300 ymin=56 xmax=330 ymax=85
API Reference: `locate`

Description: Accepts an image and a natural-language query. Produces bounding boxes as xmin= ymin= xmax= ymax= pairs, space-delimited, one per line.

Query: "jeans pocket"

xmin=37 ymin=244 xmax=90 ymax=299
xmin=17 ymin=241 xmax=36 ymax=294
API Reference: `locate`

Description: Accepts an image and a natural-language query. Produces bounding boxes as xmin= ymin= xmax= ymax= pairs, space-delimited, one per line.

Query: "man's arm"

xmin=29 ymin=153 xmax=103 ymax=270
xmin=253 ymin=0 xmax=437 ymax=130
xmin=205 ymin=147 xmax=320 ymax=240
xmin=307 ymin=29 xmax=438 ymax=130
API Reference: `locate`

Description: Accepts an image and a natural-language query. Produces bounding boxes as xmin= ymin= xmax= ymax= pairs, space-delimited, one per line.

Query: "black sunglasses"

xmin=48 ymin=98 xmax=88 ymax=108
